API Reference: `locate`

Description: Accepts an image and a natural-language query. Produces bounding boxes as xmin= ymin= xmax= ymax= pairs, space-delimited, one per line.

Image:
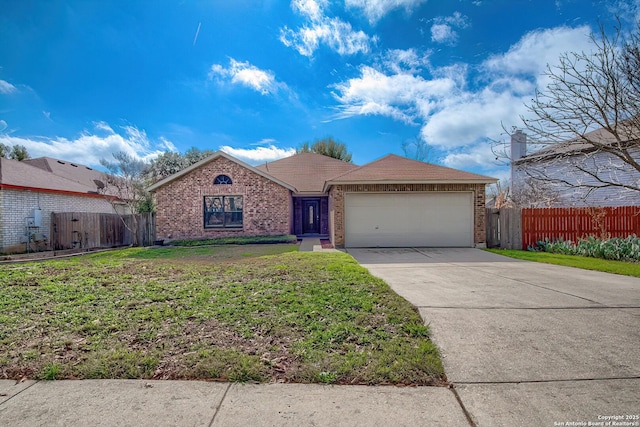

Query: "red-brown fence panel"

xmin=521 ymin=206 xmax=640 ymax=249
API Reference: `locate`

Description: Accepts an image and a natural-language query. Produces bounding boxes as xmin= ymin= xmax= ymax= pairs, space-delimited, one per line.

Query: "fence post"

xmin=485 ymin=208 xmax=499 ymax=248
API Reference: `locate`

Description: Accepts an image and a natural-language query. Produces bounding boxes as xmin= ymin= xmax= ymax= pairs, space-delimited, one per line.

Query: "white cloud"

xmin=292 ymin=0 xmax=327 ymax=21
xmin=606 ymin=0 xmax=640 ymax=22
xmin=420 ymin=89 xmax=524 ymax=147
xmin=94 ymin=121 xmax=115 ymax=133
xmin=442 ymin=145 xmax=510 ymax=183
xmin=441 ymin=144 xmax=497 ymax=170
xmin=0 ymin=79 xmax=17 ymax=94
xmin=0 ymin=122 xmax=175 ymax=168
xmin=383 ymin=48 xmax=430 ymax=73
xmin=431 ymin=12 xmax=469 ymax=45
xmin=345 ymin=0 xmax=428 ymax=24
xmin=332 ymin=65 xmax=456 ymax=124
xmin=252 ymin=138 xmax=276 ymax=146
xmin=210 ymin=58 xmax=285 ymax=95
xmin=280 ymin=0 xmax=374 ymax=57
xmin=219 ymin=144 xmax=296 ymax=165
xmin=431 ymin=24 xmax=457 ymax=44
xmin=0 ymin=120 xmax=7 ymax=132
xmin=483 ymin=25 xmax=591 ymax=82
xmin=159 ymin=137 xmax=177 ymax=152
xmin=331 ymin=25 xmax=595 ymax=171
xmin=441 ymin=11 xmax=469 ymax=28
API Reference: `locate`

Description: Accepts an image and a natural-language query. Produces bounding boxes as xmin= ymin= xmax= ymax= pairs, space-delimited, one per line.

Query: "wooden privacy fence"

xmin=521 ymin=206 xmax=640 ymax=248
xmin=487 ymin=206 xmax=640 ymax=249
xmin=51 ymin=212 xmax=155 ymax=250
xmin=485 ymin=208 xmax=522 ymax=250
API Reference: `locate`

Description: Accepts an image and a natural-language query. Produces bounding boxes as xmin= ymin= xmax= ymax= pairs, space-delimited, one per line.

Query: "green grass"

xmin=0 ymin=244 xmax=444 ymax=385
xmin=486 ymin=249 xmax=640 ymax=277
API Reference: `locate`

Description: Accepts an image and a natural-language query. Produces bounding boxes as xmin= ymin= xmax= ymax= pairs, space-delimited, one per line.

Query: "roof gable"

xmin=147 ymin=150 xmax=296 ymax=192
xmin=325 ymin=154 xmax=497 ymax=190
xmin=516 ymin=122 xmax=640 ymax=164
xmin=255 ymin=152 xmax=358 ymax=194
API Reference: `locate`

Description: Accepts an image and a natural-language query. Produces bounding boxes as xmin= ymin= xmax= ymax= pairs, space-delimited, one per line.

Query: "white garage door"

xmin=345 ymin=192 xmax=474 ymax=248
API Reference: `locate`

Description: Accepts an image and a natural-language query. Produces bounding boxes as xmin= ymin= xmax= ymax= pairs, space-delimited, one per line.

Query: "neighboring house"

xmin=149 ymin=151 xmax=497 ymax=248
xmin=511 ymin=128 xmax=640 ymax=207
xmin=0 ymin=157 xmax=117 ymax=253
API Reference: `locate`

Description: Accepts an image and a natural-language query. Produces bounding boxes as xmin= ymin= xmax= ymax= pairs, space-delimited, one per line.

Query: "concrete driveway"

xmin=349 ymin=248 xmax=640 ymax=426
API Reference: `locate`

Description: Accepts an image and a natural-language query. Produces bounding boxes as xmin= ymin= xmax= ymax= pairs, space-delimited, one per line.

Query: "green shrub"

xmin=531 ymin=235 xmax=640 ymax=262
xmin=169 ymin=235 xmax=298 ymax=246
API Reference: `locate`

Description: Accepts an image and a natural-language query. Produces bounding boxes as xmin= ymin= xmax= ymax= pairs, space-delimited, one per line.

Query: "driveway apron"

xmin=349 ymin=248 xmax=640 ymax=426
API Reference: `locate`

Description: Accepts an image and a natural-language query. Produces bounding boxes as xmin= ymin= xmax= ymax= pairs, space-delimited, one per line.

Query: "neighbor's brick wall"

xmin=0 ymin=189 xmax=115 ymax=253
xmin=329 ymin=183 xmax=487 ymax=248
xmin=154 ymin=157 xmax=292 ymax=240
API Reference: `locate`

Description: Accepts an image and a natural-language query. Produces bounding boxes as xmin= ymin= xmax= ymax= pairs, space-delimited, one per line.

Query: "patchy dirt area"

xmin=0 ymin=246 xmax=445 ymax=385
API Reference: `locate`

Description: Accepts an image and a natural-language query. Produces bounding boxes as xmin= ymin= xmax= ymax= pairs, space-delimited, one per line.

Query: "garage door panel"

xmin=345 ymin=193 xmax=473 ymax=248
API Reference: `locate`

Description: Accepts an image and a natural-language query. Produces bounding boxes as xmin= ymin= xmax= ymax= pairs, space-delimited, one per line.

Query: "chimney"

xmin=510 ymin=130 xmax=527 ymax=161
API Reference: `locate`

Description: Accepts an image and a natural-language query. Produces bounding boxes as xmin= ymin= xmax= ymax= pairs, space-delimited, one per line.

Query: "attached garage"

xmin=324 ymin=155 xmax=497 ymax=249
xmin=344 ymin=192 xmax=474 ymax=247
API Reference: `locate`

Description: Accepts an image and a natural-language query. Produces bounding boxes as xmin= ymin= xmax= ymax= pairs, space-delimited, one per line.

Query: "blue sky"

xmin=1 ymin=0 xmax=639 ymax=183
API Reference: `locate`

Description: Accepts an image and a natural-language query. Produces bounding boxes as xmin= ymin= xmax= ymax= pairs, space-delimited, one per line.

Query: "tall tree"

xmin=184 ymin=147 xmax=214 ymax=165
xmin=145 ymin=147 xmax=214 ymax=182
xmin=517 ymin=21 xmax=640 ymax=196
xmin=0 ymin=143 xmax=30 ymax=160
xmin=297 ymin=137 xmax=353 ymax=163
xmin=100 ymin=152 xmax=151 ymax=246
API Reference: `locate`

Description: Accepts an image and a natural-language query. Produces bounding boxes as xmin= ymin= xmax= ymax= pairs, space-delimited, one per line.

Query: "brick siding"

xmin=0 ymin=189 xmax=116 ymax=253
xmin=329 ymin=183 xmax=487 ymax=248
xmin=154 ymin=157 xmax=292 ymax=240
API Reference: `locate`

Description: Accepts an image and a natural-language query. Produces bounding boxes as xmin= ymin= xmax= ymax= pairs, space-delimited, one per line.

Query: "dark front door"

xmin=302 ymin=199 xmax=320 ymax=234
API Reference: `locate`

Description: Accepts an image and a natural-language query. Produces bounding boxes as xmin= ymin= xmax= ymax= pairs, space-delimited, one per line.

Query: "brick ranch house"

xmin=0 ymin=157 xmax=119 ymax=253
xmin=148 ymin=151 xmax=497 ymax=248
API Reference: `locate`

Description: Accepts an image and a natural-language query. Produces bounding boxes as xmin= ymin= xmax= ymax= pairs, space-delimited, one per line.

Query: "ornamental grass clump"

xmin=532 ymin=235 xmax=640 ymax=262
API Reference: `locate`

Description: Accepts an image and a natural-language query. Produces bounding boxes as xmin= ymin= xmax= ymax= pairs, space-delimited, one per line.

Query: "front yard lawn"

xmin=486 ymin=249 xmax=640 ymax=277
xmin=0 ymin=245 xmax=444 ymax=385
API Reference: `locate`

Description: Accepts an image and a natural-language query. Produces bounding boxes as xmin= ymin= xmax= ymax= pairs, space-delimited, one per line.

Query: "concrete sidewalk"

xmin=0 ymin=380 xmax=469 ymax=426
xmin=349 ymin=248 xmax=640 ymax=426
xmin=298 ymin=237 xmax=340 ymax=252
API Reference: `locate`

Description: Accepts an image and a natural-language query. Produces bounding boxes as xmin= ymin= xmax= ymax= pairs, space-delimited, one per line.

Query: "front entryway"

xmin=302 ymin=199 xmax=320 ymax=234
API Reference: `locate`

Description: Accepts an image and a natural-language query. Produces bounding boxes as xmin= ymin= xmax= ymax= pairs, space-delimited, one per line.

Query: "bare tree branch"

xmin=99 ymin=152 xmax=151 ymax=246
xmin=402 ymin=136 xmax=432 ymax=162
xmin=512 ymin=21 xmax=640 ymax=203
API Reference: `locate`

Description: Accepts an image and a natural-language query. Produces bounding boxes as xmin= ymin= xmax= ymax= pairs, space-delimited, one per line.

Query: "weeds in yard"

xmin=0 ymin=245 xmax=444 ymax=385
xmin=40 ymin=363 xmax=62 ymax=380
